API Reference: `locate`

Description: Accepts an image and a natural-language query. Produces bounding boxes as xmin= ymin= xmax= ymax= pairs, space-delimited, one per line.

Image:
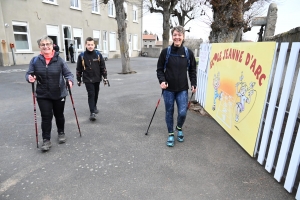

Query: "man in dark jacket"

xmin=69 ymin=44 xmax=75 ymax=63
xmin=53 ymin=44 xmax=60 ymax=53
xmin=76 ymin=37 xmax=108 ymax=121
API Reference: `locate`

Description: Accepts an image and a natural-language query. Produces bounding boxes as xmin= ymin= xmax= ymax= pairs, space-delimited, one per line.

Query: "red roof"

xmin=143 ymin=34 xmax=156 ymax=40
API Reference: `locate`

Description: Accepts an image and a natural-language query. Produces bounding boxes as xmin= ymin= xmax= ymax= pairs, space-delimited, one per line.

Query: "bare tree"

xmin=83 ymin=0 xmax=141 ymax=73
xmin=198 ymin=0 xmax=274 ymax=43
xmin=102 ymin=0 xmax=132 ymax=73
xmin=144 ymin=0 xmax=277 ymax=44
xmin=145 ymin=0 xmax=179 ymax=49
xmin=170 ymin=0 xmax=201 ymax=29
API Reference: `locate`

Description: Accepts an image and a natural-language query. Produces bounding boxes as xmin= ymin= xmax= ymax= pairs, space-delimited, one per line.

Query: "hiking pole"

xmin=145 ymin=90 xmax=164 ymax=135
xmin=66 ymin=79 xmax=82 ymax=137
xmin=31 ymin=80 xmax=39 ymax=148
xmin=103 ymin=79 xmax=110 ymax=87
xmin=187 ymin=93 xmax=194 ymax=109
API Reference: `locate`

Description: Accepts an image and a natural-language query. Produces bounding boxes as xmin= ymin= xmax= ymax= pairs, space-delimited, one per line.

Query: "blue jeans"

xmin=85 ymin=82 xmax=100 ymax=113
xmin=163 ymin=90 xmax=188 ymax=133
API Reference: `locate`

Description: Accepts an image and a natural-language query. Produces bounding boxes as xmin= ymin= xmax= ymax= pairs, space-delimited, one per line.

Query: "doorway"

xmin=62 ymin=25 xmax=72 ymax=61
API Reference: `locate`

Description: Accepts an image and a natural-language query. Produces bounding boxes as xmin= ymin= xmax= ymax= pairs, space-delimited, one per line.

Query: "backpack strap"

xmin=95 ymin=50 xmax=100 ymax=62
xmin=184 ymin=46 xmax=190 ymax=71
xmin=163 ymin=46 xmax=171 ymax=71
xmin=80 ymin=52 xmax=86 ymax=70
xmin=33 ymin=56 xmax=38 ymax=66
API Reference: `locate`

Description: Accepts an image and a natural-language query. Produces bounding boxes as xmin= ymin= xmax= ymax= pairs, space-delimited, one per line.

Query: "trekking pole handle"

xmin=66 ymin=79 xmax=72 ymax=95
xmin=30 ymin=73 xmax=36 ymax=82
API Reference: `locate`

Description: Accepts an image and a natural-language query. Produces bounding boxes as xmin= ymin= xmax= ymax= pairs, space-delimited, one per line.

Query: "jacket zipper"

xmin=46 ymin=65 xmax=49 ymax=91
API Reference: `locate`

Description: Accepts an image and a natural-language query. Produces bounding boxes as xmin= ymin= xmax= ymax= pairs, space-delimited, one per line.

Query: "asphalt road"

xmin=0 ymin=57 xmax=295 ymax=200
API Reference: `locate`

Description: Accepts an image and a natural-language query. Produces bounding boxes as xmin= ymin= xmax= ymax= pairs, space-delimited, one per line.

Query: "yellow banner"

xmin=205 ymin=42 xmax=276 ymax=156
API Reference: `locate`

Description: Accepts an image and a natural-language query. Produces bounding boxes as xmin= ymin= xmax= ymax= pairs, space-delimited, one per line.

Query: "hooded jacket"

xmin=157 ymin=44 xmax=197 ymax=92
xmin=25 ymin=52 xmax=74 ymax=100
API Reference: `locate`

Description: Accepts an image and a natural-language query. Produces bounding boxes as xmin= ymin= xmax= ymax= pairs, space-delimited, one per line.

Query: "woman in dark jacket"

xmin=156 ymin=26 xmax=197 ymax=147
xmin=25 ymin=36 xmax=74 ymax=151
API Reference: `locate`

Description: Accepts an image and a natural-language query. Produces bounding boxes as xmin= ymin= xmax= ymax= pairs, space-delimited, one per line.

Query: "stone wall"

xmin=265 ymin=27 xmax=300 ymax=44
xmin=141 ymin=47 xmax=161 ymax=58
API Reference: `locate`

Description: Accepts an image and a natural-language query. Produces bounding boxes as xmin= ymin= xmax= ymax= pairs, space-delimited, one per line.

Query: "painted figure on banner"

xmin=235 ymin=72 xmax=256 ymax=122
xmin=212 ymin=72 xmax=223 ymax=111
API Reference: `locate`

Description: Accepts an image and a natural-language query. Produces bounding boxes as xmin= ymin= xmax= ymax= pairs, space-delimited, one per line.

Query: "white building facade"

xmin=0 ymin=0 xmax=142 ymax=66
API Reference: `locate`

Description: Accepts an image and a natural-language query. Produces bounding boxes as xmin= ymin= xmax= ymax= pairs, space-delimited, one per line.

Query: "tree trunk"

xmin=209 ymin=0 xmax=244 ymax=43
xmin=114 ymin=0 xmax=132 ymax=73
xmin=149 ymin=0 xmax=178 ymax=49
xmin=162 ymin=6 xmax=171 ymax=48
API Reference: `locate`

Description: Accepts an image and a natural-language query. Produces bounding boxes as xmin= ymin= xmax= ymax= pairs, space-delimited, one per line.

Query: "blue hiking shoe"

xmin=166 ymin=134 xmax=175 ymax=147
xmin=176 ymin=126 xmax=184 ymax=142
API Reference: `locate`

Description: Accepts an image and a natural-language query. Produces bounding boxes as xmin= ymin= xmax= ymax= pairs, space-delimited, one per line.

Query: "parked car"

xmin=102 ymin=53 xmax=108 ymax=61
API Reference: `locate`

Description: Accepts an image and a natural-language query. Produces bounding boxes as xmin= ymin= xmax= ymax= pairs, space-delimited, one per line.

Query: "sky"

xmin=142 ymin=0 xmax=300 ymax=42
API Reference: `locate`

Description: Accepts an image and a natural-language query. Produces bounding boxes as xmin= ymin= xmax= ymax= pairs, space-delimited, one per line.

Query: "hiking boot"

xmin=176 ymin=126 xmax=184 ymax=142
xmin=58 ymin=132 xmax=66 ymax=144
xmin=166 ymin=134 xmax=175 ymax=147
xmin=89 ymin=113 xmax=96 ymax=121
xmin=41 ymin=139 xmax=52 ymax=151
xmin=94 ymin=107 xmax=99 ymax=114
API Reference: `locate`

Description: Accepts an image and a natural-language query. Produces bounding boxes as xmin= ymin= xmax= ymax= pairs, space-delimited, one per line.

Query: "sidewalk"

xmin=0 ymin=57 xmax=295 ymax=200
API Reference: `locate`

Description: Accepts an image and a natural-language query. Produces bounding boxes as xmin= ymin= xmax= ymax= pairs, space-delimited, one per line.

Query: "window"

xmin=133 ymin=34 xmax=138 ymax=50
xmin=102 ymin=31 xmax=108 ymax=53
xmin=108 ymin=0 xmax=115 ymax=17
xmin=123 ymin=2 xmax=128 ymax=20
xmin=92 ymin=0 xmax=100 ymax=13
xmin=71 ymin=0 xmax=81 ymax=9
xmin=128 ymin=34 xmax=132 ymax=52
xmin=47 ymin=25 xmax=60 ymax=47
xmin=43 ymin=0 xmax=57 ymax=4
xmin=109 ymin=32 xmax=116 ymax=51
xmin=133 ymin=5 xmax=138 ymax=22
xmin=73 ymin=28 xmax=83 ymax=50
xmin=12 ymin=21 xmax=31 ymax=51
xmin=93 ymin=30 xmax=101 ymax=50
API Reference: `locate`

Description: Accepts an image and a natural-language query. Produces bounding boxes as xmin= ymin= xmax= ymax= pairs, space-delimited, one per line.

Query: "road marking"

xmin=0 ymin=69 xmax=26 ymax=74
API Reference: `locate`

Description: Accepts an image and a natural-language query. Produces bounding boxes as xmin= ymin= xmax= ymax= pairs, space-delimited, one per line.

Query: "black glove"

xmin=103 ymin=79 xmax=108 ymax=86
xmin=103 ymin=78 xmax=109 ymax=86
xmin=77 ymin=77 xmax=82 ymax=87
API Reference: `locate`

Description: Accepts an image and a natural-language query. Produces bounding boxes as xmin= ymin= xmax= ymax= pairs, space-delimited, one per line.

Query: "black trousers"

xmin=37 ymin=98 xmax=66 ymax=140
xmin=70 ymin=53 xmax=74 ymax=63
xmin=85 ymin=82 xmax=100 ymax=113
